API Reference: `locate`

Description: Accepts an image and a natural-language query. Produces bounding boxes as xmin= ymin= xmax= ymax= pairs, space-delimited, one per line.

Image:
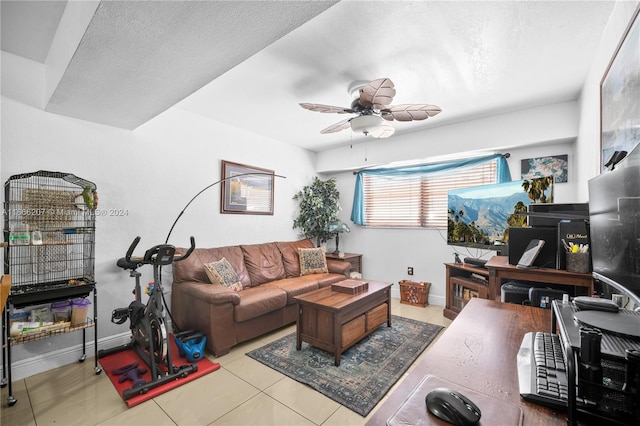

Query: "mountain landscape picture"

xmin=447 ymin=180 xmax=532 ymax=249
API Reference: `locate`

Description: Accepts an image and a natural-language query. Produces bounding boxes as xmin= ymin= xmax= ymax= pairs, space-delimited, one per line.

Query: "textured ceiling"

xmin=44 ymin=1 xmax=337 ymax=129
xmin=1 ymin=1 xmax=616 ymax=152
xmin=0 ymin=0 xmax=66 ymax=63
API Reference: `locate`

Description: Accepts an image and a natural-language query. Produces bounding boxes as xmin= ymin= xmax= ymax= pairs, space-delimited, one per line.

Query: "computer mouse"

xmin=425 ymin=387 xmax=481 ymax=426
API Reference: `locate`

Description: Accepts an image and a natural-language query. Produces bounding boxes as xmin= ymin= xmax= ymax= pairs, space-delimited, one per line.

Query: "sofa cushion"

xmin=264 ymin=276 xmax=320 ymax=304
xmin=174 ymin=246 xmax=251 ymax=288
xmin=234 ymin=286 xmax=287 ymax=322
xmin=203 ymin=258 xmax=243 ymax=291
xmin=240 ymin=243 xmax=286 ymax=286
xmin=275 ymin=239 xmax=315 ymax=277
xmin=298 ymin=247 xmax=329 ymax=275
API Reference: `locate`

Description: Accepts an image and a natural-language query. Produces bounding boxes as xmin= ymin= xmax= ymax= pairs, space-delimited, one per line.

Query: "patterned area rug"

xmin=246 ymin=315 xmax=443 ymax=416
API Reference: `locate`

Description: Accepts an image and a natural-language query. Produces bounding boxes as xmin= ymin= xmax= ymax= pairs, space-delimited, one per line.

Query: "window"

xmin=362 ymin=160 xmax=498 ymax=228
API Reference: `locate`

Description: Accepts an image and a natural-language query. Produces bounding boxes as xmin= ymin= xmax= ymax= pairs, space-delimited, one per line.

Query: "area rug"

xmin=246 ymin=315 xmax=443 ymax=416
xmin=99 ymin=335 xmax=221 ymax=408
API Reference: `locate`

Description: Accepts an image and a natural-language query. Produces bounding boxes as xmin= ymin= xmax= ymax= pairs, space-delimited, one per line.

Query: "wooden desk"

xmin=485 ymin=255 xmax=594 ymax=301
xmin=367 ymin=298 xmax=567 ymax=425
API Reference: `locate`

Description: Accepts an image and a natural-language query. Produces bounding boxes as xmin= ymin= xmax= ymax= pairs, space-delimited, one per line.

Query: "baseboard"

xmin=0 ymin=332 xmax=131 ymax=381
xmin=429 ymin=295 xmax=445 ymax=306
xmin=1 ymin=294 xmax=446 ymax=382
xmin=391 ymin=288 xmax=444 ymax=307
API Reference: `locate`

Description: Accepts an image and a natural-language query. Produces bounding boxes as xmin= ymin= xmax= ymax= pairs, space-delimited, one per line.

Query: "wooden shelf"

xmin=444 ymin=264 xmax=489 ymax=320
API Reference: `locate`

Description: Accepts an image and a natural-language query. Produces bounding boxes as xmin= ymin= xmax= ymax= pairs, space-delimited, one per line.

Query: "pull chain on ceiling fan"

xmin=300 ymin=78 xmax=441 ymax=138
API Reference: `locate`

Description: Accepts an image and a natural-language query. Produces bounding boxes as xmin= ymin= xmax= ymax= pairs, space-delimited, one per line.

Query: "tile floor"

xmin=1 ymin=298 xmax=451 ymax=425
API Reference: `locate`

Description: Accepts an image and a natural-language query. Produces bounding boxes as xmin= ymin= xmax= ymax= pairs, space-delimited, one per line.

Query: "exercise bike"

xmin=98 ymin=236 xmax=197 ymax=400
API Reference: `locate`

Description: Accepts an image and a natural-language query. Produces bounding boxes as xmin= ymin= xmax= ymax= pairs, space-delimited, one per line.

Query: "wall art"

xmin=521 ymin=154 xmax=568 ymax=183
xmin=221 ymin=160 xmax=274 ymax=215
xmin=601 ymin=6 xmax=640 ymax=171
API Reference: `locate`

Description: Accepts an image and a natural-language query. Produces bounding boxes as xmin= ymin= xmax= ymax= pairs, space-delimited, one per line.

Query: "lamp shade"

xmin=350 ymin=115 xmax=383 ymax=134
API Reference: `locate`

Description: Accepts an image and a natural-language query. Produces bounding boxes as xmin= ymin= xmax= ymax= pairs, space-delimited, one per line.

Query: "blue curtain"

xmin=351 ymin=154 xmax=511 ymax=225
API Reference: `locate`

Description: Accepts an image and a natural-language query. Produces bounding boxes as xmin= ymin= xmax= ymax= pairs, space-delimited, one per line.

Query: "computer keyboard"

xmin=517 ymin=331 xmax=569 ymax=409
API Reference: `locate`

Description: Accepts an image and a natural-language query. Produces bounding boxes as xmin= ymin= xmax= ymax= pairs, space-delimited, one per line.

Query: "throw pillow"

xmin=204 ymin=258 xmax=243 ymax=291
xmin=298 ymin=247 xmax=328 ymax=275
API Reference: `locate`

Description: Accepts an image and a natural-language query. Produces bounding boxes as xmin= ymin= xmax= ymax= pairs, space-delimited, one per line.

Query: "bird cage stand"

xmin=1 ymin=171 xmax=101 ymax=407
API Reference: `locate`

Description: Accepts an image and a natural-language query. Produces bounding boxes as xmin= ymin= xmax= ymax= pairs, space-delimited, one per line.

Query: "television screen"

xmin=588 ymin=143 xmax=640 ymax=307
xmin=447 ymin=180 xmax=537 ymax=251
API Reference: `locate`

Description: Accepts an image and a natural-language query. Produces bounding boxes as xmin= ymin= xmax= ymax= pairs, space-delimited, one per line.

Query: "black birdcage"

xmin=3 ymin=171 xmax=96 ymax=305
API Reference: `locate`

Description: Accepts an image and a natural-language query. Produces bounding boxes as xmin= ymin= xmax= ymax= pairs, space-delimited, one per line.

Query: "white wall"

xmin=316 ymin=102 xmax=583 ymax=301
xmin=322 ymin=134 xmax=579 ymax=308
xmin=1 ymin=52 xmax=318 ymax=377
xmin=316 ymin=1 xmax=640 ymax=307
xmin=315 ymin=101 xmax=580 ymax=174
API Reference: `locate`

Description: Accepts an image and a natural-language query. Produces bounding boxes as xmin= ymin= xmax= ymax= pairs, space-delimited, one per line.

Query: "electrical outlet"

xmin=407 ymin=267 xmax=414 ymax=276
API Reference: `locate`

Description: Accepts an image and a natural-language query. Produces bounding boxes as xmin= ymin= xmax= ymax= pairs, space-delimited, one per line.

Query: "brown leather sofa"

xmin=171 ymin=239 xmax=350 ymax=357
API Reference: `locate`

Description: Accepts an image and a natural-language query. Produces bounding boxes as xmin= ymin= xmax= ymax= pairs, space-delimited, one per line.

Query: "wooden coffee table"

xmin=294 ymin=280 xmax=392 ymax=366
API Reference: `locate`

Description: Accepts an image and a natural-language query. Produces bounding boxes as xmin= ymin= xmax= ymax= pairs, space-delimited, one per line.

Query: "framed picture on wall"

xmin=220 ymin=160 xmax=274 ymax=215
xmin=521 ymin=154 xmax=568 ymax=183
xmin=600 ymin=5 xmax=640 ymax=172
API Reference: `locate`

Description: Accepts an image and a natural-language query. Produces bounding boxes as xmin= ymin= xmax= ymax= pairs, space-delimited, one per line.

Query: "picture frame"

xmin=600 ymin=5 xmax=640 ymax=172
xmin=220 ymin=160 xmax=274 ymax=215
xmin=520 ymin=154 xmax=568 ymax=183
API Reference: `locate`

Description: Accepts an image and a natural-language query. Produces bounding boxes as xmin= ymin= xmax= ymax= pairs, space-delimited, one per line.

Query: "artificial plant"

xmin=293 ymin=177 xmax=342 ymax=247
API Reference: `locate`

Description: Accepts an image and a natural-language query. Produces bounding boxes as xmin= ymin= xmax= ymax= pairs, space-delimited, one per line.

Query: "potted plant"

xmin=293 ymin=177 xmax=342 ymax=247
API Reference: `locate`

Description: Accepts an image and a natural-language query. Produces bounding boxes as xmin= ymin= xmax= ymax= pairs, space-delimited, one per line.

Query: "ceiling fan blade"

xmin=320 ymin=118 xmax=351 ymax=134
xmin=384 ymin=104 xmax=442 ymax=121
xmin=359 ymin=78 xmax=396 ymax=109
xmin=370 ymin=122 xmax=395 ymax=138
xmin=299 ymin=103 xmax=354 ymax=114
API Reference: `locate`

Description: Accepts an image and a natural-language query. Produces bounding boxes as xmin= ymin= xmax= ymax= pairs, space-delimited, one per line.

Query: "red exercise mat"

xmin=99 ymin=334 xmax=220 ymax=408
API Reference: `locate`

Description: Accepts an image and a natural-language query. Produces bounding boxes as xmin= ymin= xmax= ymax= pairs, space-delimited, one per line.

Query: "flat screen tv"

xmin=447 ymin=180 xmax=537 ymax=252
xmin=588 ymin=143 xmax=640 ymax=308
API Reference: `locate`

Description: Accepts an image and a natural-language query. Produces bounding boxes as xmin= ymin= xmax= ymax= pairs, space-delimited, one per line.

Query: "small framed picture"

xmin=220 ymin=160 xmax=274 ymax=215
xmin=521 ymin=155 xmax=568 ymax=183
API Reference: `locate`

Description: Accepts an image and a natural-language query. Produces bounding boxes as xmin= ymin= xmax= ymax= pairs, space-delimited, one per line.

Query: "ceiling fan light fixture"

xmin=301 ymin=77 xmax=440 ymax=139
xmin=350 ymin=114 xmax=382 ymax=135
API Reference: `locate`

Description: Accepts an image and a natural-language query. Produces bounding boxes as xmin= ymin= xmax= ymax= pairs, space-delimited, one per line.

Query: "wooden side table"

xmin=325 ymin=252 xmax=362 ymax=274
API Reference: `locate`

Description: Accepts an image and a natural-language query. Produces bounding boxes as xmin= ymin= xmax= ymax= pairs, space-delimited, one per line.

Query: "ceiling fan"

xmin=300 ymin=78 xmax=441 ymax=138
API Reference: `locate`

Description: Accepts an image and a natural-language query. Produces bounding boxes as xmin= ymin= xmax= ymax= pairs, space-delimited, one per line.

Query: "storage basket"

xmin=398 ymin=280 xmax=431 ymax=307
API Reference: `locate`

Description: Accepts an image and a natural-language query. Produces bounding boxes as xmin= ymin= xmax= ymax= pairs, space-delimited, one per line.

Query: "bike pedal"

xmin=111 ymin=307 xmax=129 ymax=324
